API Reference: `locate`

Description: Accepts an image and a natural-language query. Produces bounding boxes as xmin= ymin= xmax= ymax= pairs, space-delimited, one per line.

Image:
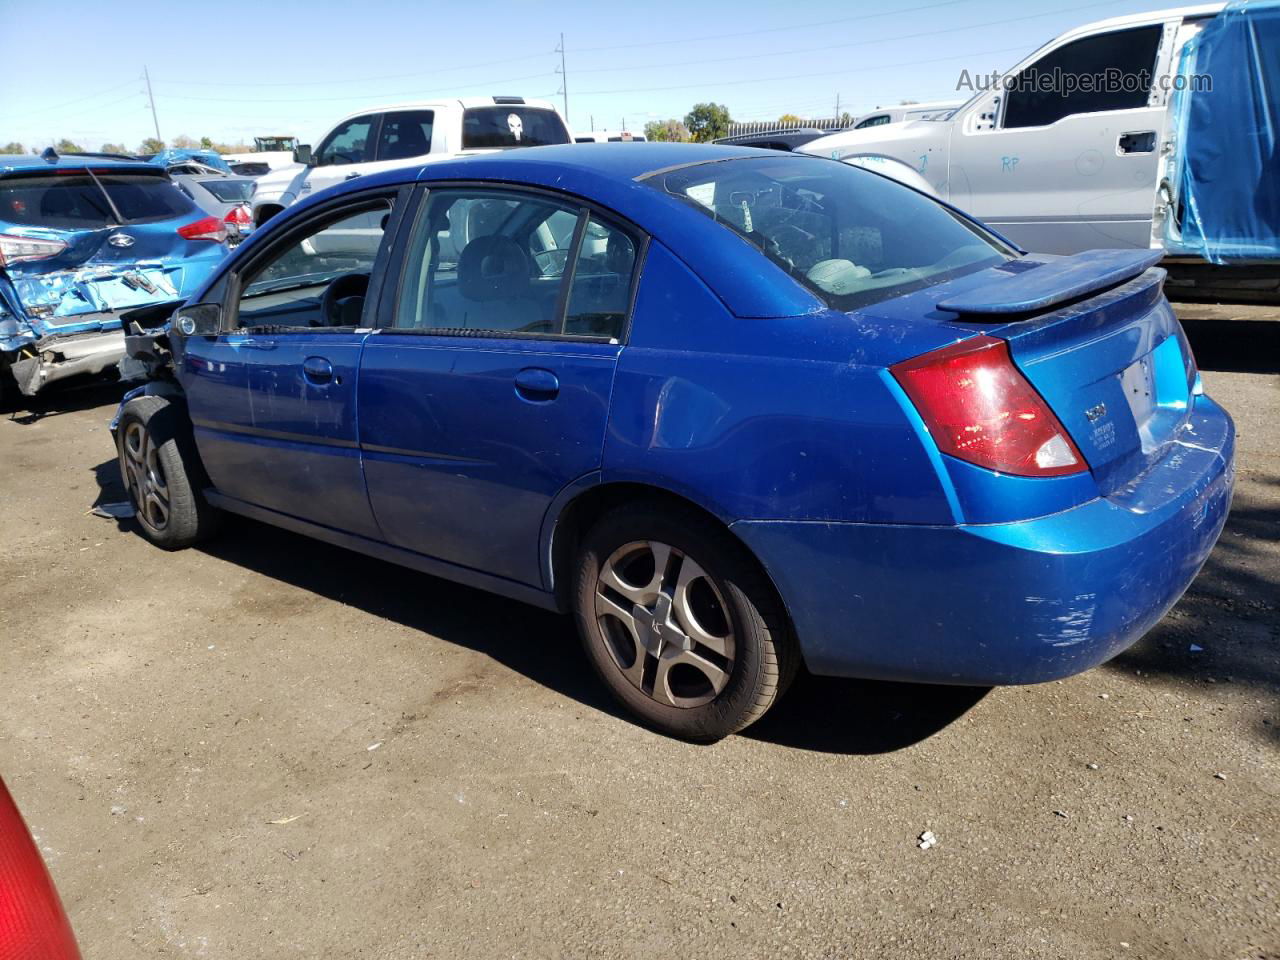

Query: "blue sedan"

xmin=110 ymin=144 xmax=1234 ymax=740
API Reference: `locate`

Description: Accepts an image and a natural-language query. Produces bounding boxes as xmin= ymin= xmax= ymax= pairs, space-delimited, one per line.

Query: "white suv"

xmin=252 ymin=97 xmax=571 ymax=227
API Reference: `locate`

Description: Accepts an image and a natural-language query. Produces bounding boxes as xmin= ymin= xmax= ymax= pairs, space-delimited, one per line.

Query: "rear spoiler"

xmin=937 ymin=249 xmax=1165 ymax=316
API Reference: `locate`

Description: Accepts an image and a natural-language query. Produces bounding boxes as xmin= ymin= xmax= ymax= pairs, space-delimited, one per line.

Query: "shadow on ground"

xmin=4 ymin=375 xmax=130 ymax=425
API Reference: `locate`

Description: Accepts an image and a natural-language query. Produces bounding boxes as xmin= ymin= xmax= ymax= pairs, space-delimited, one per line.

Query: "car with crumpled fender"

xmin=0 ymin=153 xmax=229 ymax=402
xmin=110 ymin=143 xmax=1234 ymax=741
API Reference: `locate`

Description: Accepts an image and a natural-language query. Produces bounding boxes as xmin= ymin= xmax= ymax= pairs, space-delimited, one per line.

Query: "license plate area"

xmin=1120 ymin=352 xmax=1158 ymax=453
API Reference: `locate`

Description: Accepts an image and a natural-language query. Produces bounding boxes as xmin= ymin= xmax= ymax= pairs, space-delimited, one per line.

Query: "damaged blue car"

xmin=0 ymin=152 xmax=229 ymax=402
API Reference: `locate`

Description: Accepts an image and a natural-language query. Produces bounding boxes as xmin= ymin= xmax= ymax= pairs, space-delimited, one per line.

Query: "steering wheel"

xmin=319 ymin=272 xmax=371 ymax=327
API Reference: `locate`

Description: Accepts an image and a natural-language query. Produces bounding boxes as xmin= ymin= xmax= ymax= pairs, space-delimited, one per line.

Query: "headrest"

xmin=457 ymin=235 xmax=531 ymax=302
xmin=605 ymin=232 xmax=635 ymax=274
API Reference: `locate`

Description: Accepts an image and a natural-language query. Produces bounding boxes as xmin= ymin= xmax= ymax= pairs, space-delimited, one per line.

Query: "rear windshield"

xmin=462 ymin=107 xmax=570 ymax=149
xmin=0 ymin=171 xmax=195 ymax=229
xmin=643 ymin=156 xmax=1014 ymax=310
xmin=199 ymin=179 xmax=255 ymax=203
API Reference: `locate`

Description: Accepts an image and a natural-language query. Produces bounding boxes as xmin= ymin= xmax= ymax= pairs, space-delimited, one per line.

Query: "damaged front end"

xmin=0 ymin=261 xmax=185 ymax=395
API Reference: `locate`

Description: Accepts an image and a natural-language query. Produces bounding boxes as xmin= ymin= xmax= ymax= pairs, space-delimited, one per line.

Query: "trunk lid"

xmin=937 ymin=251 xmax=1195 ymax=496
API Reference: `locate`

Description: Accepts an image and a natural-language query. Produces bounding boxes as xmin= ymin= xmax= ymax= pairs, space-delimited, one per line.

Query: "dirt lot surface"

xmin=1 ymin=312 xmax=1276 ymax=960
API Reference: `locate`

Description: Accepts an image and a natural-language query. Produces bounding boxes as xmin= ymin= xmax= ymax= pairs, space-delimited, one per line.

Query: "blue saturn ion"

xmin=110 ymin=144 xmax=1234 ymax=740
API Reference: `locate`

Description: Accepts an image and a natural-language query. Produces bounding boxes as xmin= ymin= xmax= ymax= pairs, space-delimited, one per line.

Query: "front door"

xmin=358 ymin=186 xmax=641 ymax=586
xmin=179 ymin=193 xmax=400 ymax=539
xmin=948 ymin=22 xmax=1170 ymax=253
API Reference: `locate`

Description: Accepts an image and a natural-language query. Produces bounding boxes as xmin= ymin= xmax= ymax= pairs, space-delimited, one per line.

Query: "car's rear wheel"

xmin=573 ymin=503 xmax=796 ymax=741
xmin=115 ymin=395 xmax=220 ymax=550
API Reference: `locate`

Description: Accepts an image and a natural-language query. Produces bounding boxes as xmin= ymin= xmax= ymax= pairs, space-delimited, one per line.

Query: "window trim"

xmin=222 ymin=185 xmax=410 ymax=334
xmin=997 ymin=23 xmax=1166 ymax=130
xmin=376 ymin=180 xmax=649 ymax=345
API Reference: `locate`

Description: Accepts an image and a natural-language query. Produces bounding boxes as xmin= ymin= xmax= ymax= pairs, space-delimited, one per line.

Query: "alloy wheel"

xmin=594 ymin=540 xmax=736 ymax=708
xmin=120 ymin=421 xmax=170 ymax=532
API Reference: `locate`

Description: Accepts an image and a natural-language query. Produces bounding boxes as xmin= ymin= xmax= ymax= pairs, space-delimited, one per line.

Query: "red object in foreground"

xmin=891 ymin=334 xmax=1086 ymax=478
xmin=224 ymin=204 xmax=252 ymax=227
xmin=0 ymin=780 xmax=81 ymax=960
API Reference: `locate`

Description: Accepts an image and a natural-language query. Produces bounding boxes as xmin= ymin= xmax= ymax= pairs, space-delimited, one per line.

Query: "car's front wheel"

xmin=573 ymin=503 xmax=797 ymax=741
xmin=115 ymin=395 xmax=220 ymax=550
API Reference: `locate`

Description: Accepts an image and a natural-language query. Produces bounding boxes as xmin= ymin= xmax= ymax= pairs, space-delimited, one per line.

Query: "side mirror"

xmin=173 ymin=303 xmax=222 ymax=337
xmin=293 ymin=144 xmax=314 ymax=166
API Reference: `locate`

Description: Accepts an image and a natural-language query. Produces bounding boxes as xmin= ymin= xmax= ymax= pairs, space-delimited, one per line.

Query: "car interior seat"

xmin=455 ymin=235 xmax=545 ymax=332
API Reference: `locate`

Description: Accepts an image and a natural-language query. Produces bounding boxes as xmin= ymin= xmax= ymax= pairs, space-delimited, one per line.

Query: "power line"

xmin=0 ymin=79 xmax=138 ymax=121
xmin=570 ymin=43 xmax=1032 ymax=98
xmin=154 ymin=70 xmax=557 ymax=104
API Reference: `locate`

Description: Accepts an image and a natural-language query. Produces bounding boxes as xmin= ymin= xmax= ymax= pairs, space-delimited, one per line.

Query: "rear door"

xmin=358 ymin=185 xmax=641 ymax=586
xmin=948 ymin=22 xmax=1172 ymax=253
xmin=179 ymin=190 xmax=402 ymax=538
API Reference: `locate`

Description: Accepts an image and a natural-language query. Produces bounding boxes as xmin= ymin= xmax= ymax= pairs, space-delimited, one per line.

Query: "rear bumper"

xmin=732 ymin=395 xmax=1235 ymax=685
xmin=9 ymin=329 xmax=126 ymax=395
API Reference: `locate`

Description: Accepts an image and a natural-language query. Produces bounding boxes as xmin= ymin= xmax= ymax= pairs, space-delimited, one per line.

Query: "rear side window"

xmin=199 ymin=179 xmax=254 ymax=203
xmin=462 ymin=107 xmax=570 ymax=148
xmin=0 ymin=172 xmax=195 ymax=228
xmin=1003 ymin=25 xmax=1164 ymax=128
xmin=316 ymin=115 xmax=374 ymax=166
xmin=377 ymin=110 xmax=434 ymax=161
xmin=645 ymin=155 xmax=1013 ymax=311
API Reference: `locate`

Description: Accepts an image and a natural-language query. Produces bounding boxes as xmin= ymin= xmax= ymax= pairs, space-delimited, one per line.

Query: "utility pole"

xmin=834 ymin=92 xmax=840 ymax=125
xmin=555 ymin=34 xmax=569 ymax=125
xmin=144 ymin=66 xmax=162 ymax=144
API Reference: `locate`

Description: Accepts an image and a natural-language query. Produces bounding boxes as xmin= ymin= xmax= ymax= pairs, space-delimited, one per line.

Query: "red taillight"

xmin=224 ymin=204 xmax=251 ymax=226
xmin=0 ymin=781 xmax=82 ymax=960
xmin=891 ymin=335 xmax=1086 ymax=478
xmin=177 ymin=215 xmax=227 ymax=243
xmin=0 ymin=233 xmax=67 ymax=267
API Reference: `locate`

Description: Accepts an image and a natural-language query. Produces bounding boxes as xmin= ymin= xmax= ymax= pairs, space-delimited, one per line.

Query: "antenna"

xmin=555 ymin=33 xmax=569 ymax=124
xmin=143 ymin=66 xmax=162 ymax=144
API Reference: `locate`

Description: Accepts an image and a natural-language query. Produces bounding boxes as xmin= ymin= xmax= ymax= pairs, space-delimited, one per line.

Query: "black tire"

xmin=573 ymin=502 xmax=798 ymax=741
xmin=115 ymin=394 xmax=220 ymax=549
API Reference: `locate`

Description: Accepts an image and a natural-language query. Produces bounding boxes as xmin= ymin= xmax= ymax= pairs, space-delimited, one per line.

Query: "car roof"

xmin=0 ymin=154 xmax=160 ymax=175
xmin=326 ymin=96 xmax=561 ymax=126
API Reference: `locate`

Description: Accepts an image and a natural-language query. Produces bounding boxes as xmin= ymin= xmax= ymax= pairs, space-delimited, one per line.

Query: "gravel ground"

xmin=0 ymin=311 xmax=1276 ymax=960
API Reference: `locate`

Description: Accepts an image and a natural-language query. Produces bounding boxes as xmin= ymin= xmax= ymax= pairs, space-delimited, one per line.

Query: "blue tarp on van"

xmin=1169 ymin=0 xmax=1280 ymax=262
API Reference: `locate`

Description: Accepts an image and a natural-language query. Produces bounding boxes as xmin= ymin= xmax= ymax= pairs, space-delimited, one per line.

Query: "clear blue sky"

xmin=0 ymin=0 xmax=1182 ymax=150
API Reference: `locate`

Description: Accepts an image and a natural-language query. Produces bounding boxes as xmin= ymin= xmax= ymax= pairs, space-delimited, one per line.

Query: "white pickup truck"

xmin=799 ymin=3 xmax=1279 ymax=298
xmin=252 ymin=97 xmax=571 ymax=227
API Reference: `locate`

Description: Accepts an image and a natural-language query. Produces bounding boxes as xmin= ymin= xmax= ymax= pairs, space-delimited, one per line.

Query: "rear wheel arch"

xmin=548 ymin=482 xmax=797 ymax=647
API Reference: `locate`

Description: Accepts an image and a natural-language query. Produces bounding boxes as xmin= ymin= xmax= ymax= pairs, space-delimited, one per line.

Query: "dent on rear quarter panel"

xmin=603 ymin=241 xmax=954 ymax=524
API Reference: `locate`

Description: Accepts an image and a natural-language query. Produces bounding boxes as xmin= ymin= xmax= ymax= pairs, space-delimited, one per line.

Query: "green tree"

xmin=54 ymin=138 xmax=84 ymax=154
xmin=778 ymin=113 xmax=804 ymax=126
xmin=683 ymin=102 xmax=731 ymax=143
xmin=0 ymin=142 xmax=24 ymax=155
xmin=836 ymin=112 xmax=854 ymax=128
xmin=138 ymin=137 xmax=165 ymax=155
xmin=643 ymin=119 xmax=690 ymax=142
xmin=100 ymin=142 xmax=130 ymax=155
xmin=199 ymin=136 xmax=214 ymax=150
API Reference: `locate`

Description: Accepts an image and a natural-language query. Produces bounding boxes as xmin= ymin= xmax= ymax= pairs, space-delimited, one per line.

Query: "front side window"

xmin=377 ymin=110 xmax=434 ymax=161
xmin=0 ymin=172 xmax=196 ymax=228
xmin=1002 ymin=25 xmax=1163 ymax=129
xmin=644 ymin=155 xmax=1013 ymax=311
xmin=856 ymin=114 xmax=891 ymax=128
xmin=461 ymin=107 xmax=571 ymax=149
xmin=393 ymin=189 xmax=636 ymax=340
xmin=236 ymin=197 xmax=394 ymax=329
xmin=315 ymin=115 xmax=374 ymax=166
